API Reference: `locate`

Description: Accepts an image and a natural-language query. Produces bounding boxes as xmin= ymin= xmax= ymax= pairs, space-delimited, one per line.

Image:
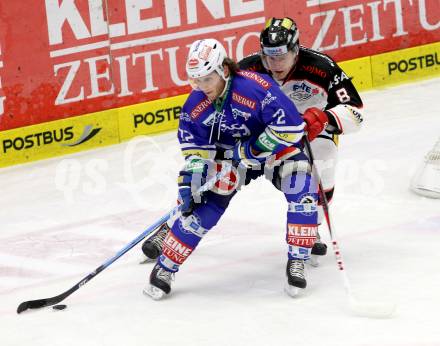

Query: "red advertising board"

xmin=0 ymin=0 xmax=439 ymax=131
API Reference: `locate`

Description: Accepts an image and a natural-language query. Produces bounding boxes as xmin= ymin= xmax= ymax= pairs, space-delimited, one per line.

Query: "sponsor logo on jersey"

xmin=288 ymin=82 xmax=321 ymax=102
xmin=179 ymin=112 xmax=192 ymax=122
xmin=289 ymin=193 xmax=318 ymax=216
xmin=232 ymin=92 xmax=256 ymax=110
xmin=184 ymin=159 xmax=205 ymax=173
xmin=289 ymin=201 xmax=317 ymax=214
xmin=387 ymin=53 xmax=440 ymax=75
xmin=222 ymin=123 xmax=251 ymax=138
xmin=287 ymin=224 xmax=318 ymax=247
xmin=328 ymin=72 xmax=350 ymax=89
xmin=191 ymin=98 xmax=212 ymax=119
xmin=162 ymin=232 xmax=194 ymax=265
xmin=261 ymin=91 xmax=277 ymax=110
xmin=238 ymin=70 xmax=271 ymax=90
xmin=179 ymin=214 xmax=208 ymax=237
xmin=301 ymin=65 xmax=327 ymax=78
xmin=231 ymin=107 xmax=251 ymax=121
xmin=258 ymin=133 xmax=277 ymax=151
xmin=203 ymin=111 xmax=251 ymax=137
xmin=348 ymin=106 xmax=363 ymax=124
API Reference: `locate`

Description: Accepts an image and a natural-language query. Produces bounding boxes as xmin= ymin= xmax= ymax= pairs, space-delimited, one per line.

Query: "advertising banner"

xmin=371 ymin=41 xmax=440 ymax=86
xmin=0 ymin=0 xmax=439 ymax=132
xmin=0 ymin=108 xmax=119 ymax=168
xmin=118 ymin=94 xmax=187 ymax=141
xmin=0 ymin=43 xmax=4 ymax=117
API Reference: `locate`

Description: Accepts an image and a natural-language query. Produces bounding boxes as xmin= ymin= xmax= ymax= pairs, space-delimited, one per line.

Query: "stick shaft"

xmin=303 ymin=137 xmax=353 ymax=294
xmin=17 ymin=162 xmax=233 ymax=313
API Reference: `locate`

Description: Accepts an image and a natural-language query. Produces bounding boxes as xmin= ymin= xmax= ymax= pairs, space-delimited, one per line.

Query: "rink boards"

xmin=0 ymin=41 xmax=439 ymax=168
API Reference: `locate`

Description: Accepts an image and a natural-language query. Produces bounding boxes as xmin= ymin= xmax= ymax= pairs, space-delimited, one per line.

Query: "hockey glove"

xmin=225 ymin=139 xmax=268 ymax=168
xmin=178 ymin=158 xmax=209 ymax=217
xmin=303 ymin=107 xmax=329 ymax=141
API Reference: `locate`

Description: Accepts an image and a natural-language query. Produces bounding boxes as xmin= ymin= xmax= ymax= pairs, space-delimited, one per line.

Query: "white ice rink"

xmin=1 ymin=78 xmax=440 ymax=346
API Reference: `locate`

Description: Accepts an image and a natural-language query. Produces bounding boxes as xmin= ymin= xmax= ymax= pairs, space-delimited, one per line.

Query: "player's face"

xmin=263 ymin=51 xmax=296 ymax=81
xmin=188 ymin=71 xmax=225 ymax=101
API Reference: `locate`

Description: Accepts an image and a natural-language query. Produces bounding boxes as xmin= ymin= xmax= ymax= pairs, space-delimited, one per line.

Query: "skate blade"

xmin=284 ymin=283 xmax=304 ymax=298
xmin=143 ymin=285 xmax=167 ymax=300
xmin=309 ymin=255 xmax=320 ymax=267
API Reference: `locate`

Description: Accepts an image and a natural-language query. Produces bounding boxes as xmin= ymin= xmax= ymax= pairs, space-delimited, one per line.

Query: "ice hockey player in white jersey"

xmin=239 ymin=17 xmax=364 ymax=263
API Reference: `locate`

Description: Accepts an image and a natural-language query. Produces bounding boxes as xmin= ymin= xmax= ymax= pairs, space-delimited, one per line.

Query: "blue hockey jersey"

xmin=178 ymin=70 xmax=305 ymax=160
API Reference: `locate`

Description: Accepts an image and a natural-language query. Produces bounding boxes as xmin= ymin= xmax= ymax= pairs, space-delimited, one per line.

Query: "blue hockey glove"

xmin=226 ymin=139 xmax=269 ymax=168
xmin=178 ymin=158 xmax=209 ymax=217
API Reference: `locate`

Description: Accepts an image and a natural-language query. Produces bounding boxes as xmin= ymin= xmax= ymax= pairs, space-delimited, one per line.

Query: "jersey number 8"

xmin=336 ymin=88 xmax=351 ymax=103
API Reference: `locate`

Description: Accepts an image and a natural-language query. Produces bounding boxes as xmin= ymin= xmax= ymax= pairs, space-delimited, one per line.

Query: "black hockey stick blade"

xmin=17 ymin=266 xmax=95 ymax=314
xmin=17 ymin=294 xmax=66 ymax=313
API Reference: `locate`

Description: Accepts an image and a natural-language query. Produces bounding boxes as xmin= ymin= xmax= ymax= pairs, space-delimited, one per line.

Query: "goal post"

xmin=410 ymin=137 xmax=440 ymax=199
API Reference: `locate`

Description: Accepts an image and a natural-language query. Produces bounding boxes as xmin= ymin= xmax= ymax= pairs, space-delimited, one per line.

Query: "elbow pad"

xmin=326 ymin=104 xmax=364 ymax=134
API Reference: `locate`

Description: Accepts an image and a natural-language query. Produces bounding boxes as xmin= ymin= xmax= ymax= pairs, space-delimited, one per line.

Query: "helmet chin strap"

xmin=216 ymin=66 xmax=230 ymax=97
xmin=216 ymin=65 xmax=228 ymax=82
xmin=218 ymin=76 xmax=230 ymax=98
xmin=261 ymin=53 xmax=270 ymax=71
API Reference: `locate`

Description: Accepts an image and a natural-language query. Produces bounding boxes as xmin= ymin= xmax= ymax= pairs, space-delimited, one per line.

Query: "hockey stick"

xmin=16 ymin=211 xmax=172 ymax=314
xmin=303 ymin=137 xmax=396 ymax=318
xmin=16 ymin=162 xmax=232 ymax=314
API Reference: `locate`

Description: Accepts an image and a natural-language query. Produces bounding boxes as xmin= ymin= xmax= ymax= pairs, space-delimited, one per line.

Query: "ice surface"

xmin=1 ymin=78 xmax=439 ymax=346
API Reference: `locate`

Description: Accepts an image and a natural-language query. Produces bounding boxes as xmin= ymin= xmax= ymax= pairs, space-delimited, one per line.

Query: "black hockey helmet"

xmin=260 ymin=17 xmax=299 ymax=56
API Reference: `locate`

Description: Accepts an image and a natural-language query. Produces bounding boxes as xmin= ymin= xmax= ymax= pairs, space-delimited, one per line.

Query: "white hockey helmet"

xmin=186 ymin=39 xmax=227 ymax=80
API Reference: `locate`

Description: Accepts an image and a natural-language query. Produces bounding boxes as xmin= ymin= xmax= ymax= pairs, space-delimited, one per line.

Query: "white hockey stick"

xmin=304 ymin=137 xmax=396 ymax=318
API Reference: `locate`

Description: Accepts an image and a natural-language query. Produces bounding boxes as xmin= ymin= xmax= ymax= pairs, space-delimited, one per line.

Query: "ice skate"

xmin=284 ymin=259 xmax=306 ymax=297
xmin=139 ymin=224 xmax=169 ymax=264
xmin=143 ymin=263 xmax=174 ymax=300
xmin=309 ymin=231 xmax=328 ymax=267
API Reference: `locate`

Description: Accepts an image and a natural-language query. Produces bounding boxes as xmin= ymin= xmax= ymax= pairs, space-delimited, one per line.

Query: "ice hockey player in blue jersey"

xmin=143 ymin=38 xmax=320 ymax=300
